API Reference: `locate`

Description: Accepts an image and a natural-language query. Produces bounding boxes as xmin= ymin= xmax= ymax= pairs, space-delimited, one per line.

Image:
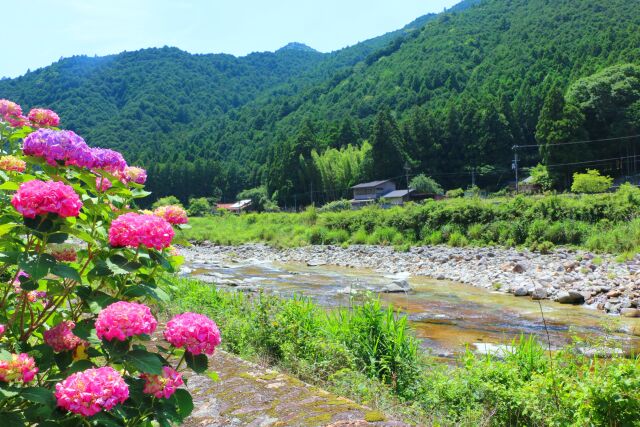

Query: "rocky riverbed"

xmin=180 ymin=243 xmax=640 ymax=316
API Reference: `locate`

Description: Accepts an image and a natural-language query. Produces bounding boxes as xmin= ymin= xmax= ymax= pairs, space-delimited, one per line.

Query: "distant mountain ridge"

xmin=277 ymin=42 xmax=319 ymax=53
xmin=1 ymin=0 xmax=638 ymax=206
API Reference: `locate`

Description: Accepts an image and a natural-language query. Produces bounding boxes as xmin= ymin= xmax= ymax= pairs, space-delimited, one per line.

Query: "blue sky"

xmin=1 ymin=0 xmax=460 ymax=78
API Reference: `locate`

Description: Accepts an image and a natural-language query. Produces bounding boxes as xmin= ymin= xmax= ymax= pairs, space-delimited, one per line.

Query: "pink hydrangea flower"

xmin=0 ymin=155 xmax=26 ymax=173
xmin=55 ymin=367 xmax=129 ymax=416
xmin=154 ymin=205 xmax=188 ymax=225
xmin=90 ymin=148 xmax=127 ymax=174
xmin=6 ymin=115 xmax=29 ymax=127
xmin=11 ymin=180 xmax=83 ymax=218
xmin=23 ymin=129 xmax=94 ymax=168
xmin=44 ymin=321 xmax=87 ymax=352
xmin=95 ymin=301 xmax=158 ymax=341
xmin=0 ymin=353 xmax=39 ymax=383
xmin=96 ymin=176 xmax=112 ymax=192
xmin=28 ymin=108 xmax=60 ymax=127
xmin=0 ymin=325 xmax=4 ymax=337
xmin=108 ymin=213 xmax=175 ymax=250
xmin=164 ymin=312 xmax=221 ymax=355
xmin=0 ymin=99 xmax=22 ymax=117
xmin=48 ymin=244 xmax=78 ymax=262
xmin=0 ymin=100 xmax=28 ymax=127
xmin=120 ymin=166 xmax=147 ymax=184
xmin=141 ymin=366 xmax=183 ymax=399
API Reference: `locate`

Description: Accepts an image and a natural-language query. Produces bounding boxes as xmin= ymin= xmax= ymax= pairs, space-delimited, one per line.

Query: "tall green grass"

xmin=164 ymin=276 xmax=640 ymax=425
xmin=182 ymin=185 xmax=640 ymax=254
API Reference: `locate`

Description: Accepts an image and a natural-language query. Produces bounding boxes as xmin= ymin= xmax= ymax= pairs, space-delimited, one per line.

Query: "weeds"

xmin=164 ymin=276 xmax=640 ymax=426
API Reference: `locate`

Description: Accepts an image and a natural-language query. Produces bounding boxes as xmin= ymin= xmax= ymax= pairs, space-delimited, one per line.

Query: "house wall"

xmin=353 ymin=181 xmax=396 ymax=200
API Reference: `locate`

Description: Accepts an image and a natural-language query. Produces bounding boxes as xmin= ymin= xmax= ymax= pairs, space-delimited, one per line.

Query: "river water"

xmin=188 ymin=258 xmax=640 ymax=358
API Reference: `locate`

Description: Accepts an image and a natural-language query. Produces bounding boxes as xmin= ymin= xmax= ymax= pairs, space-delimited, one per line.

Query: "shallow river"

xmin=189 ymin=258 xmax=640 ymax=358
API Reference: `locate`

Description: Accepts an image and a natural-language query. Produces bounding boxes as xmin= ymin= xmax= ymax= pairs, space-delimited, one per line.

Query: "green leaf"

xmin=46 ymin=233 xmax=69 ymax=244
xmin=123 ymin=283 xmax=170 ymax=302
xmin=67 ymin=359 xmax=95 ymax=374
xmin=51 ymin=264 xmax=81 ymax=282
xmin=18 ymin=253 xmax=56 ymax=281
xmin=0 ymin=386 xmax=19 ymax=400
xmin=131 ymin=189 xmax=152 ymax=199
xmin=149 ymin=251 xmax=174 ymax=273
xmin=107 ymin=254 xmax=142 ymax=274
xmin=185 ymin=353 xmax=208 ymax=374
xmin=18 ymin=387 xmax=56 ymax=406
xmin=89 ymin=412 xmax=123 ymax=427
xmin=171 ymin=389 xmax=194 ymax=421
xmin=0 ymin=412 xmax=26 ymax=426
xmin=23 ymin=216 xmax=56 ymax=233
xmin=0 ymin=223 xmax=18 ymax=237
xmin=0 ymin=181 xmax=19 ymax=190
xmin=127 ymin=349 xmax=163 ymax=374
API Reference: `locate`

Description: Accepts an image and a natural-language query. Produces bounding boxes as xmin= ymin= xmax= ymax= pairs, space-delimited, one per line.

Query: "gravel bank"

xmin=181 ymin=243 xmax=640 ymax=316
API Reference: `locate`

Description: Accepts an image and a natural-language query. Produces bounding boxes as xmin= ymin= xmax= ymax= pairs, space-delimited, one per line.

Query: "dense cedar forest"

xmin=1 ymin=0 xmax=639 ymax=206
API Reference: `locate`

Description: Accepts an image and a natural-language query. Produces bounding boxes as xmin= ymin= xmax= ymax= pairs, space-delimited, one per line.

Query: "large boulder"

xmin=556 ymin=290 xmax=585 ymax=304
xmin=381 ymin=279 xmax=412 ymax=293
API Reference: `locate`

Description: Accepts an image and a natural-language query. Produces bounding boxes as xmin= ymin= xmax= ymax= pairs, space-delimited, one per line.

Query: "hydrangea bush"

xmin=0 ymin=100 xmax=221 ymax=425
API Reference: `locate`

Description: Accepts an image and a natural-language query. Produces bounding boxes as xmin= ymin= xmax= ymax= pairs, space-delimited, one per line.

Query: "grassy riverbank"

xmin=163 ymin=275 xmax=640 ymax=426
xmin=181 ymin=185 xmax=640 ymax=255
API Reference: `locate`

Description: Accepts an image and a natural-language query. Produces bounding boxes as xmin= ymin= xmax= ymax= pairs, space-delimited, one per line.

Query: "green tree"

xmin=536 ymin=84 xmax=587 ymax=187
xmin=370 ymin=109 xmax=407 ymax=179
xmin=571 ymin=169 xmax=613 ymax=194
xmin=237 ymin=186 xmax=280 ymax=212
xmin=151 ymin=195 xmax=182 ymax=209
xmin=188 ymin=197 xmax=212 ymax=216
xmin=528 ymin=164 xmax=554 ymax=191
xmin=410 ymin=174 xmax=443 ymax=195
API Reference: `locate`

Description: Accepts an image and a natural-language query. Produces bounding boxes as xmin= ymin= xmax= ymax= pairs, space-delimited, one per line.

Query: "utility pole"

xmin=512 ymin=145 xmax=519 ymax=194
xmin=404 ymin=162 xmax=411 ymax=189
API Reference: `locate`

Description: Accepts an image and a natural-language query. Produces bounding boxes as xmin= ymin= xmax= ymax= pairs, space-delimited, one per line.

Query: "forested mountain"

xmin=1 ymin=0 xmax=639 ymax=206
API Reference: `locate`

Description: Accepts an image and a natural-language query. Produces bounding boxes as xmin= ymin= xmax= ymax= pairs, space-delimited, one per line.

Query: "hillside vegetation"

xmin=183 ymin=185 xmax=640 ymax=255
xmin=2 ymin=0 xmax=640 ymax=205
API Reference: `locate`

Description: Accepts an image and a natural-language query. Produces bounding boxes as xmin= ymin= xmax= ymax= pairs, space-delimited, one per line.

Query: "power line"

xmin=515 ymin=134 xmax=640 ymax=149
xmin=544 ymin=155 xmax=638 ymax=169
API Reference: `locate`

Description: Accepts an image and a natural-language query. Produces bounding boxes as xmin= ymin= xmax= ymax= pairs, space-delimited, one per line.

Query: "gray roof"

xmin=351 ymin=179 xmax=392 ymax=189
xmin=383 ymin=189 xmax=412 ymax=198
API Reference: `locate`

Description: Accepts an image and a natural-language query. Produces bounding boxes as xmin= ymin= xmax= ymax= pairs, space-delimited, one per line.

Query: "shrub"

xmin=187 ymin=197 xmax=211 ymax=216
xmin=318 ymin=199 xmax=352 ymax=212
xmin=448 ymin=231 xmax=469 ymax=247
xmin=0 ymin=101 xmax=220 ymax=425
xmin=152 ymin=195 xmax=183 ymax=209
xmin=446 ymin=188 xmax=464 ymax=198
xmin=571 ymin=169 xmax=613 ymax=193
xmin=410 ymin=174 xmax=443 ymax=195
xmin=528 ymin=163 xmax=554 ymax=191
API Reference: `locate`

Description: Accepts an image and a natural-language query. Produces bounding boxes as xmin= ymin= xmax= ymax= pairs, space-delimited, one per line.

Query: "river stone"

xmin=381 ymin=280 xmax=411 ymax=293
xmin=306 ymin=259 xmax=327 ymax=267
xmin=513 ymin=286 xmax=528 ymax=297
xmin=512 ymin=263 xmax=526 ymax=273
xmin=531 ymin=287 xmax=547 ymax=300
xmin=556 ymin=290 xmax=585 ymax=304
